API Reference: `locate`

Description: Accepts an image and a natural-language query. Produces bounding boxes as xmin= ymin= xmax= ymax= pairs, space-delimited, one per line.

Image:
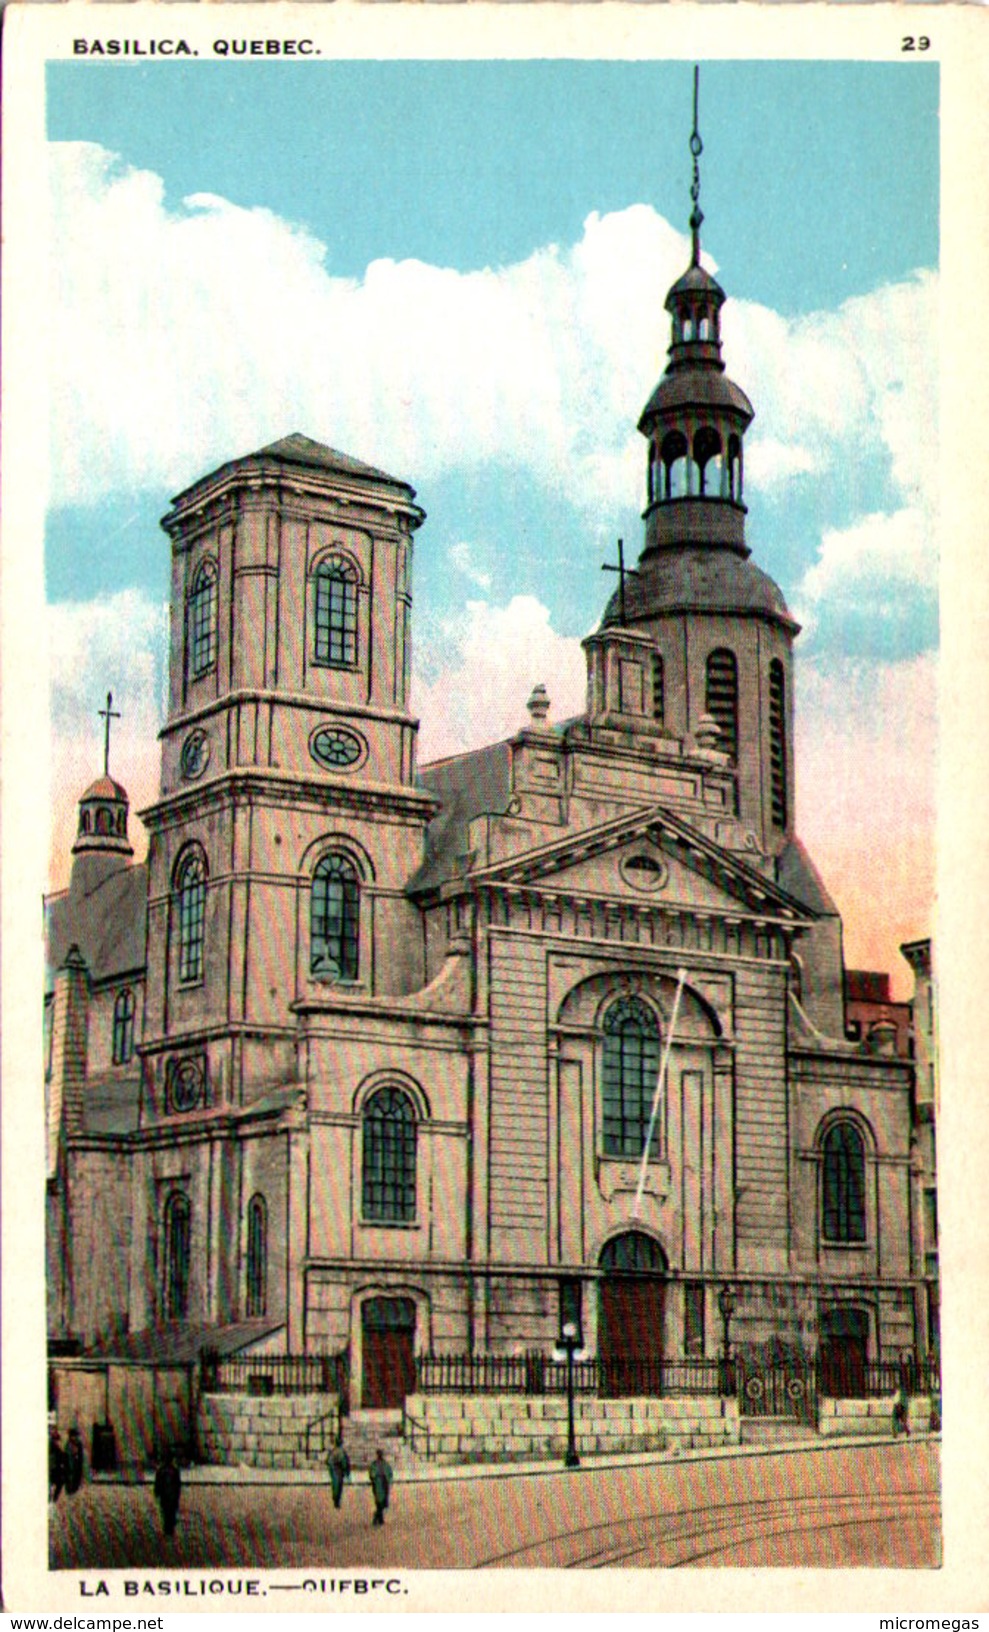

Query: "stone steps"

xmin=319 ymin=1409 xmax=423 ymax=1474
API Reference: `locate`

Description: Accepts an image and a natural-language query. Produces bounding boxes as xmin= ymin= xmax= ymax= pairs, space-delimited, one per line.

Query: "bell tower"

xmin=599 ymin=70 xmax=798 ymax=858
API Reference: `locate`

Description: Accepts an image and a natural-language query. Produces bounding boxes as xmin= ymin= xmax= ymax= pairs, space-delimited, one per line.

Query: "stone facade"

xmin=405 ymin=1394 xmax=739 ymax=1464
xmin=45 ymin=152 xmax=937 ymax=1441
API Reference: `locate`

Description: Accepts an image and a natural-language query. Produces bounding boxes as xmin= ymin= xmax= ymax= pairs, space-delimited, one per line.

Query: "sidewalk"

xmin=93 ymin=1428 xmax=938 ymax=1489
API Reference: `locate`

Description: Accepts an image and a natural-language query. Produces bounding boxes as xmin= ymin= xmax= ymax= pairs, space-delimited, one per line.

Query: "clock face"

xmin=310 ymin=726 xmax=364 ymax=771
xmin=180 ymin=730 xmax=210 ymax=780
xmin=168 ymin=1055 xmax=205 ymax=1113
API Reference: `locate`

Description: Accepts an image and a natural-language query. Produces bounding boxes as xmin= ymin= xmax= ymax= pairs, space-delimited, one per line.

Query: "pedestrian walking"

xmin=64 ymin=1427 xmax=85 ymax=1495
xmin=49 ymin=1428 xmax=67 ymax=1505
xmin=327 ymin=1437 xmax=351 ymax=1509
xmin=368 ymin=1447 xmax=393 ymax=1526
xmin=154 ymin=1449 xmax=182 ymax=1537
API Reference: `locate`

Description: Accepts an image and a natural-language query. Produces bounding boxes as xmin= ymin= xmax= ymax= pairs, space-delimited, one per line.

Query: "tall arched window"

xmin=174 ymin=848 xmax=207 ymax=984
xmin=189 ymin=559 xmax=218 ymax=679
xmin=769 ymin=658 xmax=787 ymax=829
xmin=246 ymin=1194 xmax=267 ymax=1318
xmin=362 ymin=1087 xmax=417 ymax=1223
xmin=163 ymin=1191 xmax=191 ymax=1320
xmin=311 ymin=852 xmax=360 ymax=980
xmin=112 ymin=988 xmax=135 ymax=1065
xmin=602 ymin=996 xmax=662 ymax=1159
xmin=314 ymin=558 xmax=359 ymax=667
xmin=822 ymin=1122 xmax=867 ymax=1244
xmin=705 ymin=648 xmax=738 ymax=761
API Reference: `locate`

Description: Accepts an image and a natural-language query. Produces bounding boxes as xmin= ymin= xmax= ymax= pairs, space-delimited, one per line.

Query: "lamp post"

xmin=560 ymin=1321 xmax=581 ymax=1468
xmin=717 ymin=1284 xmax=736 ymax=1396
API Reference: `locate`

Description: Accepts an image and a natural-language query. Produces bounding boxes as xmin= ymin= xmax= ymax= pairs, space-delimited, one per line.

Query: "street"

xmin=50 ymin=1440 xmax=940 ymax=1571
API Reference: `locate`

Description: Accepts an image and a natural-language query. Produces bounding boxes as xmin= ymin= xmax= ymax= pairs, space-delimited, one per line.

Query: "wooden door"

xmin=361 ymin=1297 xmax=416 ymax=1408
xmin=598 ymin=1278 xmax=665 ymax=1397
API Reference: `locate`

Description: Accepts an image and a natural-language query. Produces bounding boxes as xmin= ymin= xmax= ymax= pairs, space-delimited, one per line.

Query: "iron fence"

xmin=415 ymin=1352 xmax=726 ymax=1398
xmin=200 ymin=1349 xmax=349 ymax=1402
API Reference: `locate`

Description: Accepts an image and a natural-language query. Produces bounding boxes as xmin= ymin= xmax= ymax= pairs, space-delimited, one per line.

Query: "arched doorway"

xmin=361 ymin=1296 xmax=416 ymax=1409
xmin=598 ymin=1232 xmax=668 ymax=1397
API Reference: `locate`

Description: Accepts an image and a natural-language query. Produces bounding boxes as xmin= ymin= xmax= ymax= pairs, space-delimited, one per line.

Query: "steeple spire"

xmin=689 ymin=64 xmax=704 ymax=266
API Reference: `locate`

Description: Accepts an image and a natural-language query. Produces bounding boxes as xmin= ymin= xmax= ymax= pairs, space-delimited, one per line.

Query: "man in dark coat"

xmin=327 ymin=1438 xmax=351 ymax=1509
xmin=154 ymin=1450 xmax=182 ymax=1536
xmin=49 ymin=1429 xmax=67 ymax=1504
xmin=368 ymin=1448 xmax=393 ymax=1526
xmin=64 ymin=1427 xmax=85 ymax=1495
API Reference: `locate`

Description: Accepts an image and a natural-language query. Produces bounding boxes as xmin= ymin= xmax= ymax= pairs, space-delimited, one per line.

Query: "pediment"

xmin=470 ymin=806 xmax=813 ymax=922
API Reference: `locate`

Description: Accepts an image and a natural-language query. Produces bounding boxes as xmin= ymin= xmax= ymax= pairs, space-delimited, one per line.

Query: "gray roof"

xmin=411 ymin=740 xmax=514 ymax=895
xmin=777 ymin=837 xmax=840 ymax=916
xmin=82 ymin=1319 xmax=283 ymax=1364
xmin=603 ymin=546 xmax=795 ymax=631
xmin=639 ymin=368 xmax=754 ymax=424
xmin=46 ymin=860 xmax=148 ymax=988
xmin=168 ymin=432 xmax=418 ymax=512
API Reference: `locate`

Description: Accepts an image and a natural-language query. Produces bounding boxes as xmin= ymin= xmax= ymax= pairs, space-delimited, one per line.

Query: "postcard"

xmin=2 ymin=1 xmax=988 ymax=1615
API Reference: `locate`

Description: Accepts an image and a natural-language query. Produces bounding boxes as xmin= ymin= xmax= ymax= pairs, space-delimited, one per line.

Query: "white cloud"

xmin=47 ymin=144 xmax=935 ymax=531
xmin=413 ymin=595 xmax=587 ymax=762
xmin=793 ymin=507 xmax=936 ymax=637
xmin=448 ymin=542 xmax=492 ymax=591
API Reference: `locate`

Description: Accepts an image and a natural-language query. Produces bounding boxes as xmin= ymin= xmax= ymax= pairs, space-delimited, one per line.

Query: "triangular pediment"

xmin=470 ymin=806 xmax=814 ymax=921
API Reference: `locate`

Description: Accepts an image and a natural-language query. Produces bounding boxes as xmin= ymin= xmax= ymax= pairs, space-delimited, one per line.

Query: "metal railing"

xmin=402 ymin=1406 xmax=432 ymax=1461
xmin=415 ymin=1352 xmax=727 ymax=1399
xmin=200 ymin=1349 xmax=349 ymax=1402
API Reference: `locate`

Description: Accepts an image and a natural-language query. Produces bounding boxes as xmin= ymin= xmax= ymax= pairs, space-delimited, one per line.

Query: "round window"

xmin=180 ymin=730 xmax=210 ymax=781
xmin=620 ymin=851 xmax=669 ymax=892
xmin=310 ymin=725 xmax=365 ymax=771
xmin=167 ymin=1055 xmax=205 ymax=1113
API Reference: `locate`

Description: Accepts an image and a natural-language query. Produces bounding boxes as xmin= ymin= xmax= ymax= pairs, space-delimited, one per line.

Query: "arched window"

xmin=174 ymin=848 xmax=207 ymax=984
xmin=651 ymin=653 xmax=665 ymax=723
xmin=602 ymin=996 xmax=662 ymax=1159
xmin=314 ymin=558 xmax=359 ymax=668
xmin=822 ymin=1122 xmax=867 ymax=1244
xmin=599 ymin=1231 xmax=668 ymax=1275
xmin=728 ymin=434 xmax=743 ymax=502
xmin=661 ymin=430 xmax=689 ymax=501
xmin=362 ymin=1087 xmax=417 ymax=1223
xmin=112 ymin=988 xmax=135 ymax=1065
xmin=705 ymin=649 xmax=738 ymax=762
xmin=694 ymin=426 xmax=723 ymax=497
xmin=95 ymin=807 xmax=111 ymax=835
xmin=311 ymin=852 xmax=360 ymax=980
xmin=246 ymin=1194 xmax=267 ymax=1318
xmin=163 ymin=1191 xmax=191 ymax=1320
xmin=769 ymin=659 xmax=787 ymax=829
xmin=189 ymin=559 xmax=218 ymax=679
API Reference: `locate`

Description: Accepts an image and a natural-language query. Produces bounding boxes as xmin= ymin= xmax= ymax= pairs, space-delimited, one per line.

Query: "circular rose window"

xmin=310 ymin=725 xmax=365 ymax=771
xmin=620 ymin=851 xmax=669 ymax=892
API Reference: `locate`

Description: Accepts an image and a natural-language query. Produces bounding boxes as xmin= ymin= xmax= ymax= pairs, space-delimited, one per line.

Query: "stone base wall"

xmin=818 ymin=1395 xmax=932 ymax=1437
xmin=197 ymin=1392 xmax=339 ymax=1469
xmin=405 ymin=1394 xmax=740 ymax=1465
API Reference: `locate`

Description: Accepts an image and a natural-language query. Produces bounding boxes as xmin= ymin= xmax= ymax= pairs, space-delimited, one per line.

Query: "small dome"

xmin=640 ymin=369 xmax=753 ymax=428
xmin=80 ymin=775 xmax=128 ymax=804
xmin=603 ymin=546 xmax=797 ymax=633
xmin=665 ymin=262 xmax=725 ymax=306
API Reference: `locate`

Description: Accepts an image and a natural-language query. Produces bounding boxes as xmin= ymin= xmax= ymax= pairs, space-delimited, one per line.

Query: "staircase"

xmin=327 ymin=1408 xmax=424 ymax=1475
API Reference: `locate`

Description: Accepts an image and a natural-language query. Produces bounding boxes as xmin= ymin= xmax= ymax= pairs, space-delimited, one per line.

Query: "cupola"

xmin=71 ymin=693 xmax=133 ymax=889
xmin=638 ymin=68 xmax=754 ymax=558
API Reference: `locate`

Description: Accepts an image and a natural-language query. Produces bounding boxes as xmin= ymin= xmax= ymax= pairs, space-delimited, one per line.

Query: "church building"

xmin=45 ymin=114 xmax=938 ymax=1416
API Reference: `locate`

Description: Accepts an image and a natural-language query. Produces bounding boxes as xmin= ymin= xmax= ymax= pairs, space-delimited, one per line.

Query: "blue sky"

xmin=43 ymin=56 xmax=938 ymax=978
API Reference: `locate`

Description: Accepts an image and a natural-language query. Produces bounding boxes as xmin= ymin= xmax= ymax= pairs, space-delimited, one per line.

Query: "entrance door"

xmin=819 ymin=1308 xmax=869 ymax=1398
xmin=361 ymin=1296 xmax=416 ymax=1408
xmin=598 ymin=1232 xmax=667 ymax=1397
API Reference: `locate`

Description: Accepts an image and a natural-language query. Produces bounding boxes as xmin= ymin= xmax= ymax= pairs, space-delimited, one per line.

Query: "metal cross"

xmin=98 ymin=690 xmax=121 ymax=776
xmin=601 ymin=538 xmax=638 ymax=625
